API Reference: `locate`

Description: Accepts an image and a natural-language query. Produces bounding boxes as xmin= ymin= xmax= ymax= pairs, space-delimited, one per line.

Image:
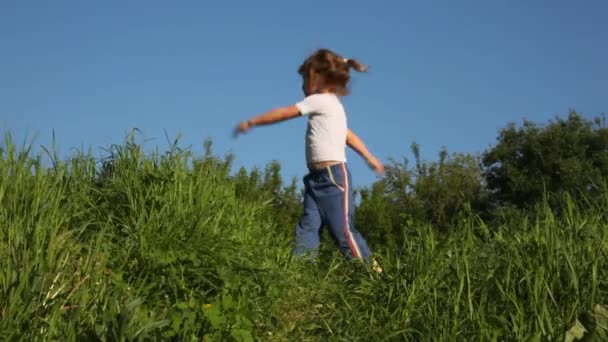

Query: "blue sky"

xmin=2 ymin=0 xmax=607 ymax=189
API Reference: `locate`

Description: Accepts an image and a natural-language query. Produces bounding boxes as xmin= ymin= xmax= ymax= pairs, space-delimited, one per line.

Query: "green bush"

xmin=483 ymin=110 xmax=608 ymax=209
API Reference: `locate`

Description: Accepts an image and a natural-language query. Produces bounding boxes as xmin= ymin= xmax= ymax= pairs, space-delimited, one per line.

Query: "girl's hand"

xmin=233 ymin=120 xmax=253 ymax=138
xmin=367 ymin=156 xmax=385 ymax=176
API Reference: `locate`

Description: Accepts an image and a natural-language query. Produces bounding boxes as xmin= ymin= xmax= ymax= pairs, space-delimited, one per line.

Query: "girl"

xmin=234 ymin=48 xmax=383 ymax=272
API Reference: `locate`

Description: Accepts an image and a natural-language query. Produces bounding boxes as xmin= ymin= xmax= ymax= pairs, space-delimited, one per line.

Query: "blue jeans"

xmin=294 ymin=162 xmax=372 ymax=261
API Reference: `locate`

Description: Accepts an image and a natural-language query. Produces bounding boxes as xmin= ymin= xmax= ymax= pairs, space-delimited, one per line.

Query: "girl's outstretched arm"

xmin=346 ymin=128 xmax=384 ymax=176
xmin=234 ymin=105 xmax=301 ymax=137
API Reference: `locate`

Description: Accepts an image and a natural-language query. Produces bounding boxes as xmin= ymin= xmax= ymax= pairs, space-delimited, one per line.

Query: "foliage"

xmin=356 ymin=144 xmax=490 ymax=251
xmin=0 ymin=127 xmax=608 ymax=341
xmin=482 ymin=110 xmax=608 ymax=209
xmin=357 ymin=111 xmax=608 ymax=250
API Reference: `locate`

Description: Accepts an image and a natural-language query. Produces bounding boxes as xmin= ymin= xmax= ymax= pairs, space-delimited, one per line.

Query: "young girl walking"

xmin=234 ymin=48 xmax=383 ymax=272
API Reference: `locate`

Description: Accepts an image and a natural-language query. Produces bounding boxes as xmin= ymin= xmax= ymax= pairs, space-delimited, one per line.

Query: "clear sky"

xmin=2 ymin=0 xmax=607 ymax=189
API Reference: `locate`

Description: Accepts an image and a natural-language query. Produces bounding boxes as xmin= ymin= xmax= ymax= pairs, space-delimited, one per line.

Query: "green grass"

xmin=0 ymin=133 xmax=606 ymax=341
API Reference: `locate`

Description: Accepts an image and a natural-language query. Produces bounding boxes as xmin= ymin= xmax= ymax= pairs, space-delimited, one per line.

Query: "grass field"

xmin=1 ymin=134 xmax=607 ymax=341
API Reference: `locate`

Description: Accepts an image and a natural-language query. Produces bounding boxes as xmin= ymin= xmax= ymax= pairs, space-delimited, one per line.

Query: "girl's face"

xmin=302 ymin=74 xmax=313 ymax=96
xmin=301 ymin=71 xmax=322 ymax=96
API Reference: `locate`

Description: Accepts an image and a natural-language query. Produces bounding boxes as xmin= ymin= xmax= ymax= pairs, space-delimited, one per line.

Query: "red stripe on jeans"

xmin=341 ymin=163 xmax=360 ymax=259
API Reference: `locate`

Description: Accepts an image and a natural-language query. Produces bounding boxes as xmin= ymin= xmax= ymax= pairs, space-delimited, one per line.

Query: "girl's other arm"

xmin=346 ymin=128 xmax=384 ymax=176
xmin=234 ymin=105 xmax=301 ymax=137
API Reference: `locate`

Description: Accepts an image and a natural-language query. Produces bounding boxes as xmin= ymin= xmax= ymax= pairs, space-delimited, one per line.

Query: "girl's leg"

xmin=315 ymin=163 xmax=372 ymax=261
xmin=294 ymin=175 xmax=323 ymax=260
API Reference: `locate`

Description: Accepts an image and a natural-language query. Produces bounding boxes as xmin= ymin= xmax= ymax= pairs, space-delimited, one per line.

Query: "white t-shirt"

xmin=295 ymin=93 xmax=348 ymax=166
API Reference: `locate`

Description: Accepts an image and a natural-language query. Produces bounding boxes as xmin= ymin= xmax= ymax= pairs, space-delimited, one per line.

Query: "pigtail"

xmin=345 ymin=58 xmax=368 ymax=73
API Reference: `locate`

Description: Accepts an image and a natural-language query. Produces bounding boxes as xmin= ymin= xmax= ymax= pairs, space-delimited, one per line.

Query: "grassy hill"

xmin=1 ymin=134 xmax=606 ymax=341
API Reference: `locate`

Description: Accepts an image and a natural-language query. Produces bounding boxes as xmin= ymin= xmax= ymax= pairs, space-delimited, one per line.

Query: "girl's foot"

xmin=372 ymin=259 xmax=383 ymax=273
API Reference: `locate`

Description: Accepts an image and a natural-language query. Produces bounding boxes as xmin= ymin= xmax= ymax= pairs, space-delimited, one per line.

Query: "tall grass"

xmin=1 ymin=132 xmax=606 ymax=341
